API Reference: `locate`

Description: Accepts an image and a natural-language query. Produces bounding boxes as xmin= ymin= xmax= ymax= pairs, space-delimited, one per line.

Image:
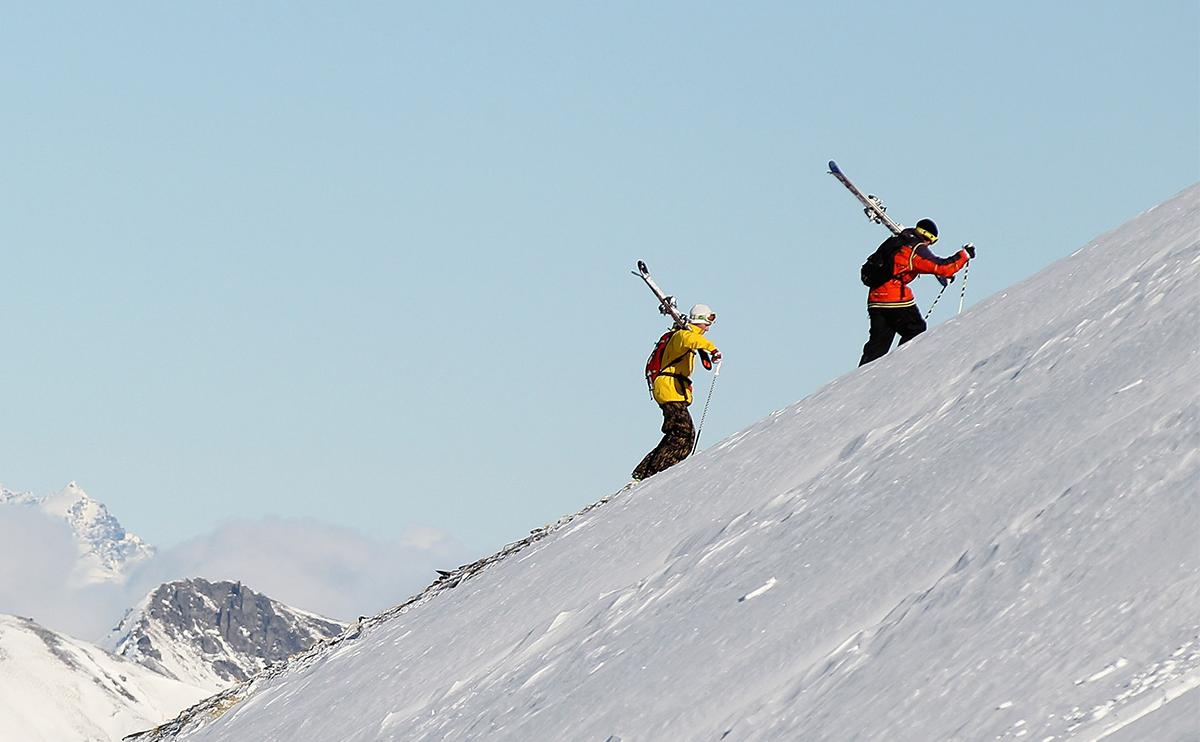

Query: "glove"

xmin=963 ymin=243 xmax=976 ymax=259
xmin=936 ymin=275 xmax=955 ymax=287
xmin=710 ymin=348 xmax=722 ymax=364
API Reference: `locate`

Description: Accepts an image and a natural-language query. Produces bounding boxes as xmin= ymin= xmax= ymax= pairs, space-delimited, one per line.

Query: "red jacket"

xmin=868 ymin=244 xmax=970 ymax=308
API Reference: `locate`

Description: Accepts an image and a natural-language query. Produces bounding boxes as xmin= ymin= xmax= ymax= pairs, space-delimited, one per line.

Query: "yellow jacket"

xmin=651 ymin=324 xmax=718 ymax=405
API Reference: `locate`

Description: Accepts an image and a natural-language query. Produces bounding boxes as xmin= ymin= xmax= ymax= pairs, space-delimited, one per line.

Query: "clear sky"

xmin=1 ymin=2 xmax=1196 ymax=556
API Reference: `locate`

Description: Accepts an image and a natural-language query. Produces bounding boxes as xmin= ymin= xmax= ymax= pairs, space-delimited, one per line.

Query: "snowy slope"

xmin=0 ymin=614 xmax=209 ymax=742
xmin=104 ymin=578 xmax=346 ymax=691
xmin=0 ymin=481 xmax=154 ymax=585
xmin=132 ymin=185 xmax=1199 ymax=742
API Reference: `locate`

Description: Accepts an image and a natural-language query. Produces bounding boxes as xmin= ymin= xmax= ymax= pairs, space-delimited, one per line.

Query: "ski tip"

xmin=828 ymin=160 xmax=840 ymax=174
xmin=637 ymin=260 xmax=648 ymax=273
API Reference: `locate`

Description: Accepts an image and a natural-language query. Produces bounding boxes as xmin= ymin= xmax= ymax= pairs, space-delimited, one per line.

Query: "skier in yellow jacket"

xmin=632 ymin=304 xmax=721 ymax=481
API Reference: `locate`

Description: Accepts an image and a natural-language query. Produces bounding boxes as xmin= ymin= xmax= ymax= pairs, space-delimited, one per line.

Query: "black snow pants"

xmin=859 ymin=305 xmax=928 ymax=366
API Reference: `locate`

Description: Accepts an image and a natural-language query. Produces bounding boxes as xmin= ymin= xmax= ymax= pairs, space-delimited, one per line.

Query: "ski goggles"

xmin=914 ymin=227 xmax=938 ymax=244
xmin=691 ymin=312 xmax=717 ymax=324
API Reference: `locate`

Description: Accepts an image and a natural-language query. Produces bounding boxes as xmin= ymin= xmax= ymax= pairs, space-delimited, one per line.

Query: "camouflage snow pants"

xmin=632 ymin=401 xmax=695 ymax=481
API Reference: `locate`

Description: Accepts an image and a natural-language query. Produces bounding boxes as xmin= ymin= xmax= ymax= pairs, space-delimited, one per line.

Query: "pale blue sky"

xmin=1 ymin=2 xmax=1196 ymax=554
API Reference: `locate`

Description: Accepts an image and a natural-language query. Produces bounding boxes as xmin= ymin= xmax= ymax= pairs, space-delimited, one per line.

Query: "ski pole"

xmin=924 ymin=282 xmax=949 ymax=321
xmin=957 ymin=262 xmax=971 ymax=314
xmin=693 ymin=360 xmax=720 ymax=454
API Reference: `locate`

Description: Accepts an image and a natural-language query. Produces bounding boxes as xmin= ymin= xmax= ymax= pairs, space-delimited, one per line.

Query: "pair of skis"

xmin=827 ymin=160 xmax=905 ymax=235
xmin=632 ymin=260 xmax=715 ymax=373
xmin=633 ymin=260 xmax=691 ymax=330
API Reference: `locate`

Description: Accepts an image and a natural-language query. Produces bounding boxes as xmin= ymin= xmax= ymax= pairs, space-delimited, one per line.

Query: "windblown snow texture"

xmin=133 ymin=185 xmax=1199 ymax=741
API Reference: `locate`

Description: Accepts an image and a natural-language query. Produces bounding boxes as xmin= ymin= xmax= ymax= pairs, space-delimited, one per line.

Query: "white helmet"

xmin=688 ymin=303 xmax=716 ymax=325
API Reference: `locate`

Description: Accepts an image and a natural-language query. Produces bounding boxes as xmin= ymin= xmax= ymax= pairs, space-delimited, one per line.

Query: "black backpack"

xmin=860 ymin=233 xmax=910 ymax=288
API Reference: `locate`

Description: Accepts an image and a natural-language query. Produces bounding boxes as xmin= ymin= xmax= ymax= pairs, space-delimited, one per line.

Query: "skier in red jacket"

xmin=859 ymin=219 xmax=974 ymax=366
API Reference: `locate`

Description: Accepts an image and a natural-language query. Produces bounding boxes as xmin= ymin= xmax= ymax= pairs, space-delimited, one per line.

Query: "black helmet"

xmin=914 ymin=218 xmax=938 ymax=244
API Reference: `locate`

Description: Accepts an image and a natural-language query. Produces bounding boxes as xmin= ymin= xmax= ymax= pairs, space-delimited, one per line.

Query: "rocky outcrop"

xmin=105 ymin=578 xmax=345 ymax=689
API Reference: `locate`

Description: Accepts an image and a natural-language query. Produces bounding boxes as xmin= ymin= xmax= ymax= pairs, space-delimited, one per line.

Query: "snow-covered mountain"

xmin=0 ymin=481 xmax=154 ymax=585
xmin=0 ymin=613 xmax=209 ymax=742
xmin=135 ymin=184 xmax=1199 ymax=741
xmin=0 ymin=485 xmax=352 ymax=740
xmin=105 ymin=578 xmax=347 ymax=691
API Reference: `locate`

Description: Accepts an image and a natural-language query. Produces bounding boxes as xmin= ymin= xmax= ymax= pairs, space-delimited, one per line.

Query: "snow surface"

xmin=0 ymin=614 xmax=209 ymax=742
xmin=135 ymin=185 xmax=1199 ymax=741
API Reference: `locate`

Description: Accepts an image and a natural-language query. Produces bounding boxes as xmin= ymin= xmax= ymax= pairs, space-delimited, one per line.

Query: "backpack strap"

xmin=660 ymin=368 xmax=692 ymax=381
xmin=657 ymin=350 xmax=696 ymax=393
xmin=662 ymin=350 xmax=693 ymax=372
xmin=657 ymin=372 xmax=693 ymax=390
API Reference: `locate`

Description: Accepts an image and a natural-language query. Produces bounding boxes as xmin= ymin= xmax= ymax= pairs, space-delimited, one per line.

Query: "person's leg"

xmin=631 ymin=402 xmax=695 ymax=480
xmin=653 ymin=402 xmax=696 ymax=473
xmin=894 ymin=305 xmax=928 ymax=345
xmin=631 ymin=444 xmax=658 ymax=481
xmin=859 ymin=309 xmax=898 ymax=366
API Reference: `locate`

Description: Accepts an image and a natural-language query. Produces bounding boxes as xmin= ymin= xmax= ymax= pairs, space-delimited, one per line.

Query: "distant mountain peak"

xmin=0 ymin=481 xmax=155 ymax=585
xmin=0 ymin=485 xmax=38 ymax=506
xmin=105 ymin=578 xmax=347 ymax=691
